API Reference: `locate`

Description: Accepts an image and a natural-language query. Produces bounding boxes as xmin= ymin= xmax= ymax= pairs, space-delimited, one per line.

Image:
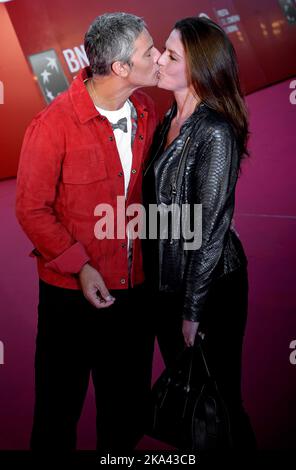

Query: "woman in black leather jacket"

xmin=143 ymin=17 xmax=256 ymax=449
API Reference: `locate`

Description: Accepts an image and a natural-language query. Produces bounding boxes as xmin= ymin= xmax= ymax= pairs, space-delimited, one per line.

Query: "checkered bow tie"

xmin=111 ymin=117 xmax=128 ymax=133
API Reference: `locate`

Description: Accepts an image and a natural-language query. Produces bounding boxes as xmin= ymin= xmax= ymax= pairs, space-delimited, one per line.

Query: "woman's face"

xmin=157 ymin=29 xmax=189 ymax=91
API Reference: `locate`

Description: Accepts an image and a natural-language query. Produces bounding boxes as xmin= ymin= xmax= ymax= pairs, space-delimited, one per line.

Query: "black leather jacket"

xmin=143 ymin=102 xmax=247 ymax=323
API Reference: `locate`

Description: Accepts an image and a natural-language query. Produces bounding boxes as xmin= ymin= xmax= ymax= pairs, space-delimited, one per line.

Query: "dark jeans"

xmin=154 ymin=267 xmax=257 ymax=450
xmin=31 ymin=280 xmax=154 ymax=452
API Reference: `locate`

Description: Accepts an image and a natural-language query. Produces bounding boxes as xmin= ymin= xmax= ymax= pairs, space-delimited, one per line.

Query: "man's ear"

xmin=111 ymin=61 xmax=131 ymax=78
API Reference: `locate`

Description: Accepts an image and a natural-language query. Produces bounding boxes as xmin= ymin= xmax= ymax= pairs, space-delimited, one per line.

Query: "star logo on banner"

xmin=41 ymin=69 xmax=52 ymax=84
xmin=45 ymin=88 xmax=55 ymax=101
xmin=28 ymin=49 xmax=69 ymax=104
xmin=46 ymin=56 xmax=59 ymax=72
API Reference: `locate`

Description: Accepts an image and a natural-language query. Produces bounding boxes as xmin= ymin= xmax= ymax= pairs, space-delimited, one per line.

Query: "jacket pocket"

xmin=62 ymin=159 xmax=107 ymax=184
xmin=61 ymin=158 xmax=108 ymax=219
xmin=159 ymin=194 xmax=172 ymax=206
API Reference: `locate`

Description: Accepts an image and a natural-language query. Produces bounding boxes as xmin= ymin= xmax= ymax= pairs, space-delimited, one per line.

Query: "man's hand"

xmin=182 ymin=319 xmax=199 ymax=347
xmin=79 ymin=263 xmax=115 ymax=309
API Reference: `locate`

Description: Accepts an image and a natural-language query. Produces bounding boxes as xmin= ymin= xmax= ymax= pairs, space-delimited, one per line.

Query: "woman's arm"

xmin=182 ymin=120 xmax=239 ymax=324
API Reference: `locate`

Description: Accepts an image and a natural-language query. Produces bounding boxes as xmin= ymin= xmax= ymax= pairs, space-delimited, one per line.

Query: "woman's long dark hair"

xmin=175 ymin=16 xmax=249 ymax=160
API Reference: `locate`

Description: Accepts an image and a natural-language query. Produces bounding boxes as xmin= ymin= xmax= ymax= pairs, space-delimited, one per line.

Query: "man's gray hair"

xmin=84 ymin=12 xmax=146 ymax=76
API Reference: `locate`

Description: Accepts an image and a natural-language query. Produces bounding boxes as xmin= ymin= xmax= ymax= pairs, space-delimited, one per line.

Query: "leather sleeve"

xmin=182 ymin=120 xmax=239 ymax=322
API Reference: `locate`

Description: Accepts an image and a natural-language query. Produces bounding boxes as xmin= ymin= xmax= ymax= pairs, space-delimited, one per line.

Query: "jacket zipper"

xmin=171 ymin=136 xmax=191 ymax=198
xmin=143 ymin=108 xmax=175 ymax=178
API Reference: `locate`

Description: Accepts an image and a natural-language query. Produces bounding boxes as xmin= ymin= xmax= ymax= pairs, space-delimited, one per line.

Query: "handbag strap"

xmin=196 ymin=341 xmax=211 ymax=379
xmin=163 ymin=336 xmax=212 ymax=387
xmin=163 ymin=345 xmax=193 ymax=387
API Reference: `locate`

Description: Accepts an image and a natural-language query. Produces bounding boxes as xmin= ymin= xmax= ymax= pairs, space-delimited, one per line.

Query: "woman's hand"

xmin=182 ymin=319 xmax=199 ymax=347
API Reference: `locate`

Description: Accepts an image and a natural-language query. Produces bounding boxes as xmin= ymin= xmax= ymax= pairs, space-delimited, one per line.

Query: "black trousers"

xmin=30 ymin=280 xmax=154 ymax=452
xmin=154 ymin=267 xmax=257 ymax=450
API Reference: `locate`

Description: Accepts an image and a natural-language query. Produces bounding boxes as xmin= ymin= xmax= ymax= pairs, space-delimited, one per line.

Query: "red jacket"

xmin=16 ymin=68 xmax=158 ymax=290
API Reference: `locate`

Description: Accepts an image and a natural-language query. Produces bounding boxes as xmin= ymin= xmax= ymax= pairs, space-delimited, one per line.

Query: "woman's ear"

xmin=111 ymin=61 xmax=131 ymax=78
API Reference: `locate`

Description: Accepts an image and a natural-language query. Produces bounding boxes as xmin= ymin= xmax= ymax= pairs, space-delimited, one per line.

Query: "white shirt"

xmin=95 ymin=101 xmax=133 ymax=275
xmin=95 ymin=101 xmax=132 ymax=198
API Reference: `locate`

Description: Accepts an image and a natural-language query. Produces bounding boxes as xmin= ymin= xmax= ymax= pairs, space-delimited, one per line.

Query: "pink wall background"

xmin=0 ymin=4 xmax=44 ymax=179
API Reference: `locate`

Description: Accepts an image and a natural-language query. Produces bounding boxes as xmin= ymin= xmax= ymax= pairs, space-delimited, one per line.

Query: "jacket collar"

xmin=70 ymin=67 xmax=147 ymax=124
xmin=180 ymin=101 xmax=207 ymax=131
xmin=165 ymin=101 xmax=207 ymax=130
xmin=146 ymin=101 xmax=207 ymax=176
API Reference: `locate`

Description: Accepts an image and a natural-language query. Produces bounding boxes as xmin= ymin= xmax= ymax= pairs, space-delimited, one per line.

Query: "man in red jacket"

xmin=16 ymin=12 xmax=160 ymax=452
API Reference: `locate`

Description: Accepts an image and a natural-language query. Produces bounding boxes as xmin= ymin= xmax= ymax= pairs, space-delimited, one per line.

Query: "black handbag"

xmin=148 ymin=338 xmax=233 ymax=451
